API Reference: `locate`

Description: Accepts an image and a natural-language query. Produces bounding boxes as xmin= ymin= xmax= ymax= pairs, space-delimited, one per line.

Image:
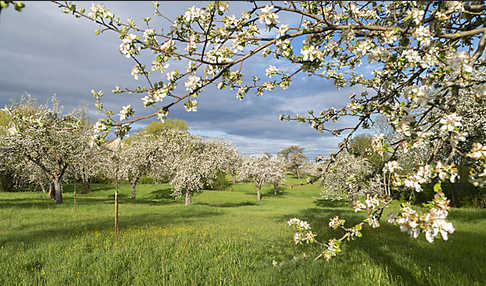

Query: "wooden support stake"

xmin=114 ymin=184 xmax=119 ymax=238
xmin=73 ymin=182 xmax=77 ymax=213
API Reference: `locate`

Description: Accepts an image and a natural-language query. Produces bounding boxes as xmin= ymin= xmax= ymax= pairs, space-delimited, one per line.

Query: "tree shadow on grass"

xmin=313 ymin=199 xmax=350 ymax=208
xmin=195 ymin=201 xmax=257 ymax=208
xmin=0 ymin=209 xmax=222 ymax=248
xmin=448 ymin=207 xmax=486 ymax=223
xmin=278 ymin=202 xmax=486 ymax=285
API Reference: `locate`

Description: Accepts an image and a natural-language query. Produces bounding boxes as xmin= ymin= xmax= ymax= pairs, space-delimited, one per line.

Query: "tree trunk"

xmin=83 ymin=180 xmax=90 ymax=194
xmin=185 ymin=189 xmax=191 ymax=206
xmin=53 ymin=179 xmax=63 ymax=204
xmin=48 ymin=182 xmax=55 ymax=200
xmin=273 ymin=183 xmax=278 ymax=196
xmin=257 ymin=185 xmax=262 ymax=201
xmin=296 ymin=169 xmax=300 ymax=179
xmin=450 ymin=183 xmax=457 ymax=207
xmin=114 ymin=190 xmax=118 ymax=238
xmin=131 ymin=182 xmax=137 ymax=200
xmin=232 ymin=174 xmax=236 ymax=184
xmin=73 ymin=182 xmax=77 ymax=211
xmin=39 ymin=182 xmax=46 ymax=193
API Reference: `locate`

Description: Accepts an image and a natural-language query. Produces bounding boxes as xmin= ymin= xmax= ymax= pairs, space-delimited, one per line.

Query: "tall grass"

xmin=0 ymin=177 xmax=484 ymax=285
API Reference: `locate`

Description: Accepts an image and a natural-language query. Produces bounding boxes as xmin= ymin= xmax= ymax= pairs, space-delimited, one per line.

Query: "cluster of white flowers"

xmin=119 ymin=105 xmax=133 ymax=121
xmin=439 ymin=113 xmax=462 ymax=133
xmin=384 ymin=161 xmax=401 ymax=174
xmin=402 ymin=49 xmax=420 ymax=66
xmin=130 ymin=65 xmax=141 ymax=80
xmin=143 ymin=28 xmax=155 ymax=42
xmin=183 ymin=6 xmax=206 ymax=23
xmin=288 ymin=218 xmax=316 ymax=245
xmin=265 ymin=65 xmax=278 ymax=77
xmin=120 ymin=34 xmax=140 ymax=58
xmin=389 ymin=193 xmax=454 ymax=243
xmin=467 ymin=143 xmax=486 ymax=160
xmin=258 ymin=5 xmax=279 ymax=26
xmin=185 ymin=75 xmax=202 ymax=93
xmin=301 ymin=45 xmax=322 ymax=61
xmin=413 ymin=26 xmax=431 ymax=46
xmin=87 ymin=3 xmax=112 ymax=20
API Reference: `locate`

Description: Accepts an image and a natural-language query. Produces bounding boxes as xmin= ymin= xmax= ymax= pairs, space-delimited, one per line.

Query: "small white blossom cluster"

xmin=120 ymin=34 xmax=140 ymax=58
xmin=258 ymin=5 xmax=279 ymax=27
xmin=88 ymin=3 xmax=112 ymax=20
xmin=388 ymin=192 xmax=454 ymax=243
xmin=119 ymin=105 xmax=133 ymax=121
xmin=288 ymin=218 xmax=316 ymax=245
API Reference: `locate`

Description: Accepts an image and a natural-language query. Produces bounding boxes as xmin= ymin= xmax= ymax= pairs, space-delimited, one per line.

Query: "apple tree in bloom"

xmin=118 ymin=135 xmax=161 ymax=199
xmin=240 ymin=154 xmax=285 ymax=200
xmin=318 ymin=151 xmax=373 ymax=201
xmin=266 ymin=155 xmax=286 ymax=196
xmin=54 ymin=1 xmax=486 ymax=259
xmin=219 ymin=142 xmax=243 ymax=184
xmin=170 ymin=138 xmax=231 ymax=205
xmin=0 ymin=97 xmax=88 ymax=204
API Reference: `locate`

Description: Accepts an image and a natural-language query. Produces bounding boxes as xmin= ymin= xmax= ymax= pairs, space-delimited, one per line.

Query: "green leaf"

xmin=433 ymin=182 xmax=442 ymax=193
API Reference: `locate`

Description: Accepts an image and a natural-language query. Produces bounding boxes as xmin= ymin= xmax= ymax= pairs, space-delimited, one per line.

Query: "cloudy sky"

xmin=0 ymin=1 xmax=370 ymax=158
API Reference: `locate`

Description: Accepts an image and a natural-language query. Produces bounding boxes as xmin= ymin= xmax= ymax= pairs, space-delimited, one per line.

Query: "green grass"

xmin=0 ymin=176 xmax=485 ymax=285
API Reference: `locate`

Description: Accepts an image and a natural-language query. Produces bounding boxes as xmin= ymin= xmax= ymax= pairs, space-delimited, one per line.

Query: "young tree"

xmin=220 ymin=143 xmax=243 ymax=185
xmin=240 ymin=154 xmax=285 ymax=200
xmin=54 ymin=1 xmax=486 ymax=258
xmin=267 ymin=155 xmax=286 ymax=196
xmin=119 ymin=135 xmax=160 ymax=200
xmin=278 ymin=146 xmax=307 ymax=178
xmin=0 ymin=97 xmax=88 ymax=203
xmin=170 ymin=138 xmax=230 ymax=205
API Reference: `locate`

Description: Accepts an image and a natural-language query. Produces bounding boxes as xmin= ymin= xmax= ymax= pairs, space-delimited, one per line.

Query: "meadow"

xmin=0 ymin=176 xmax=485 ymax=286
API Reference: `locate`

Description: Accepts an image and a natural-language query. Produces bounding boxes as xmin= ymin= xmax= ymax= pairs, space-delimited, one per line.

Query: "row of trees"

xmin=0 ymin=97 xmax=288 ymax=205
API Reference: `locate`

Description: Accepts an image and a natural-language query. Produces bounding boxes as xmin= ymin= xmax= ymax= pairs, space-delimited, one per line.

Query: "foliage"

xmin=138 ymin=118 xmax=188 ymax=136
xmin=278 ymin=145 xmax=307 ymax=178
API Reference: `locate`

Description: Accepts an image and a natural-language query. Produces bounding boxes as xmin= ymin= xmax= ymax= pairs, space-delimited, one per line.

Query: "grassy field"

xmin=0 ymin=176 xmax=485 ymax=285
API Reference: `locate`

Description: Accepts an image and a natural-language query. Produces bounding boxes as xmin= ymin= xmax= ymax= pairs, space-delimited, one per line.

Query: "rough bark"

xmin=257 ymin=184 xmax=262 ymax=201
xmin=185 ymin=189 xmax=191 ymax=206
xmin=130 ymin=177 xmax=140 ymax=200
xmin=39 ymin=182 xmax=47 ymax=193
xmin=48 ymin=182 xmax=55 ymax=200
xmin=273 ymin=183 xmax=278 ymax=196
xmin=53 ymin=178 xmax=63 ymax=204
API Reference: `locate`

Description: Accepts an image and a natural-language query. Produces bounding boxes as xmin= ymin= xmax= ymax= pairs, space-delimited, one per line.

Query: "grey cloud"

xmin=0 ymin=1 xmax=364 ymax=157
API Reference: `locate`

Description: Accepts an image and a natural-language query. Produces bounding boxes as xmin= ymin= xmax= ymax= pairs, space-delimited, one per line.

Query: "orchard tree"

xmin=318 ymin=151 xmax=373 ymax=201
xmin=170 ymin=138 xmax=230 ymax=205
xmin=0 ymin=97 xmax=88 ymax=203
xmin=278 ymin=145 xmax=307 ymax=178
xmin=240 ymin=153 xmax=285 ymax=200
xmin=54 ymin=1 xmax=486 ymax=259
xmin=139 ymin=118 xmax=188 ymax=136
xmin=267 ymin=155 xmax=286 ymax=196
xmin=220 ymin=143 xmax=243 ymax=184
xmin=119 ymin=135 xmax=160 ymax=199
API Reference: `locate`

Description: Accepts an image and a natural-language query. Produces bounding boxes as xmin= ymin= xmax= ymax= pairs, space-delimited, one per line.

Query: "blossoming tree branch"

xmin=53 ymin=1 xmax=486 ymax=260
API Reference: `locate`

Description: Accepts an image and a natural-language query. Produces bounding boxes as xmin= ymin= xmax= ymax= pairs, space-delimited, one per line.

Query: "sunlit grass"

xmin=0 ymin=176 xmax=485 ymax=285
